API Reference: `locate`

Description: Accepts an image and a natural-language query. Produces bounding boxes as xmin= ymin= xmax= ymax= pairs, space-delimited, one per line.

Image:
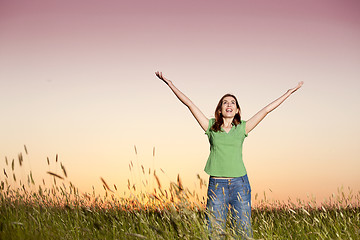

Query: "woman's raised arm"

xmin=245 ymin=81 xmax=304 ymax=135
xmin=155 ymin=71 xmax=209 ymax=131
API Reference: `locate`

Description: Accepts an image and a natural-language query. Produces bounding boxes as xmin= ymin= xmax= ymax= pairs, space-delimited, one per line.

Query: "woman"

xmin=155 ymin=71 xmax=303 ymax=238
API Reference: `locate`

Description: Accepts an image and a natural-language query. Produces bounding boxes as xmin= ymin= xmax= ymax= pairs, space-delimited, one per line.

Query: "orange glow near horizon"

xmin=1 ymin=0 xmax=360 ymax=206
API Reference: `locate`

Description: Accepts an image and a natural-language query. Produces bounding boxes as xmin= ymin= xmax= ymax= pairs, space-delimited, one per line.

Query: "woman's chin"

xmin=222 ymin=114 xmax=235 ymax=118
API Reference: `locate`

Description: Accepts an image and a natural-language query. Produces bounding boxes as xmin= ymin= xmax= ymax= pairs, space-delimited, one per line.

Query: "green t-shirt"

xmin=204 ymin=118 xmax=248 ymax=177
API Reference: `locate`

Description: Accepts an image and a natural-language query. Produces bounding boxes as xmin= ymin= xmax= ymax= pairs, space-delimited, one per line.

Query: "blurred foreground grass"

xmin=1 ymin=147 xmax=360 ymax=239
xmin=1 ymin=187 xmax=360 ymax=239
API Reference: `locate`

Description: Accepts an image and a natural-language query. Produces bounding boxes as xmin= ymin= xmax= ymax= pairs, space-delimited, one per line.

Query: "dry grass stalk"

xmin=18 ymin=153 xmax=23 ymax=166
xmin=100 ymin=177 xmax=113 ymax=192
xmin=170 ymin=191 xmax=174 ymax=202
xmin=134 ymin=145 xmax=137 ymax=155
xmin=177 ymin=174 xmax=183 ymax=192
xmin=154 ymin=171 xmax=162 ymax=189
xmin=150 ymin=193 xmax=161 ymax=201
xmin=30 ymin=171 xmax=35 ymax=184
xmin=197 ymin=174 xmax=204 ymax=189
xmin=47 ymin=171 xmax=64 ymax=180
xmin=3 ymin=169 xmax=8 ymax=178
xmin=24 ymin=145 xmax=28 ymax=155
xmin=125 ymin=233 xmax=146 ymax=239
xmin=82 ymin=193 xmax=91 ymax=200
xmin=60 ymin=162 xmax=67 ymax=178
xmin=141 ymin=165 xmax=145 ymax=175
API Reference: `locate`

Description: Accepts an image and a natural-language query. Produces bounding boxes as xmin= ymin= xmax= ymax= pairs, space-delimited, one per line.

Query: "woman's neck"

xmin=222 ymin=118 xmax=234 ymax=128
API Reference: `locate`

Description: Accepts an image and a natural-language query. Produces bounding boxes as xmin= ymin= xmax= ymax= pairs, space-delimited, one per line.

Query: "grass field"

xmin=1 ymin=186 xmax=360 ymax=240
xmin=1 ymin=149 xmax=360 ymax=239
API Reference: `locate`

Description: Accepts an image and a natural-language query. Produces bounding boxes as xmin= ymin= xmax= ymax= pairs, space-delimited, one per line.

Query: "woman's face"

xmin=220 ymin=96 xmax=239 ymax=118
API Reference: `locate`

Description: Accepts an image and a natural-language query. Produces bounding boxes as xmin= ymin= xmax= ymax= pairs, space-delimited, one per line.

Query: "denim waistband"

xmin=209 ymin=174 xmax=248 ymax=183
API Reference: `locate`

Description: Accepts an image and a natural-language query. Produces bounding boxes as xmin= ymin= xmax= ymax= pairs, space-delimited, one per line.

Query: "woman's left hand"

xmin=288 ymin=81 xmax=304 ymax=94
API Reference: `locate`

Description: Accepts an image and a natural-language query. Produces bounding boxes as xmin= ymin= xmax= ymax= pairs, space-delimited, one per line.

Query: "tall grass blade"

xmin=177 ymin=174 xmax=183 ymax=192
xmin=60 ymin=162 xmax=67 ymax=178
xmin=154 ymin=171 xmax=162 ymax=189
xmin=100 ymin=177 xmax=113 ymax=192
xmin=46 ymin=171 xmax=64 ymax=180
xmin=134 ymin=145 xmax=137 ymax=155
xmin=18 ymin=153 xmax=23 ymax=166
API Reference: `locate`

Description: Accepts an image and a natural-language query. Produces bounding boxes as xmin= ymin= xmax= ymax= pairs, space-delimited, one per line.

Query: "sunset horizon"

xmin=1 ymin=0 xmax=359 ymax=207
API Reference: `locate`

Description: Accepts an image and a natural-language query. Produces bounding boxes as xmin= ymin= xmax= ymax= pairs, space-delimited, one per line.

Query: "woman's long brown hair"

xmin=210 ymin=94 xmax=242 ymax=132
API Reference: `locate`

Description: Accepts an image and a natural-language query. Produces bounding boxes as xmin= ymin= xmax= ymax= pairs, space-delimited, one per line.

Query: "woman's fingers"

xmin=295 ymin=81 xmax=304 ymax=91
xmin=155 ymin=71 xmax=170 ymax=85
xmin=155 ymin=71 xmax=164 ymax=80
xmin=289 ymin=81 xmax=304 ymax=94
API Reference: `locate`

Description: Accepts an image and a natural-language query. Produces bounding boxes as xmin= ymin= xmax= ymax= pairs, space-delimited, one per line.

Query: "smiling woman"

xmin=211 ymin=94 xmax=241 ymax=133
xmin=155 ymin=71 xmax=303 ymax=239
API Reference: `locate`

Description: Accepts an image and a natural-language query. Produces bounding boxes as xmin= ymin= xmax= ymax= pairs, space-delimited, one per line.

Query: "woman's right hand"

xmin=155 ymin=71 xmax=172 ymax=85
xmin=155 ymin=71 xmax=209 ymax=131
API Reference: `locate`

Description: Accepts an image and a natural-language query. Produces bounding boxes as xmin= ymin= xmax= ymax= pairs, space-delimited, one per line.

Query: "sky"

xmin=1 ymin=0 xmax=360 ymax=204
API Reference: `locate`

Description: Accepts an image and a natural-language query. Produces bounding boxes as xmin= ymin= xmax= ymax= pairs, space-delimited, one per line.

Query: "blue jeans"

xmin=206 ymin=175 xmax=252 ymax=239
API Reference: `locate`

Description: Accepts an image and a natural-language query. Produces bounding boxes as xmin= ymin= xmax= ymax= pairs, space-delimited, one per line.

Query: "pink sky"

xmin=1 ymin=0 xmax=360 ymax=204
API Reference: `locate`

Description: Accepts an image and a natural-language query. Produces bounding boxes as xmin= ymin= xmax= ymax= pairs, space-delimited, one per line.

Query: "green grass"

xmin=1 ymin=148 xmax=360 ymax=239
xmin=1 ymin=182 xmax=360 ymax=239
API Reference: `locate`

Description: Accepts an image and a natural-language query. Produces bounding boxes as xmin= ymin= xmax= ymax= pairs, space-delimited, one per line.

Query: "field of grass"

xmin=1 ymin=148 xmax=360 ymax=239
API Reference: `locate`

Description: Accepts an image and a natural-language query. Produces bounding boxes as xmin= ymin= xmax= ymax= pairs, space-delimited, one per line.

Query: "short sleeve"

xmin=242 ymin=120 xmax=248 ymax=137
xmin=205 ymin=118 xmax=215 ymax=135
